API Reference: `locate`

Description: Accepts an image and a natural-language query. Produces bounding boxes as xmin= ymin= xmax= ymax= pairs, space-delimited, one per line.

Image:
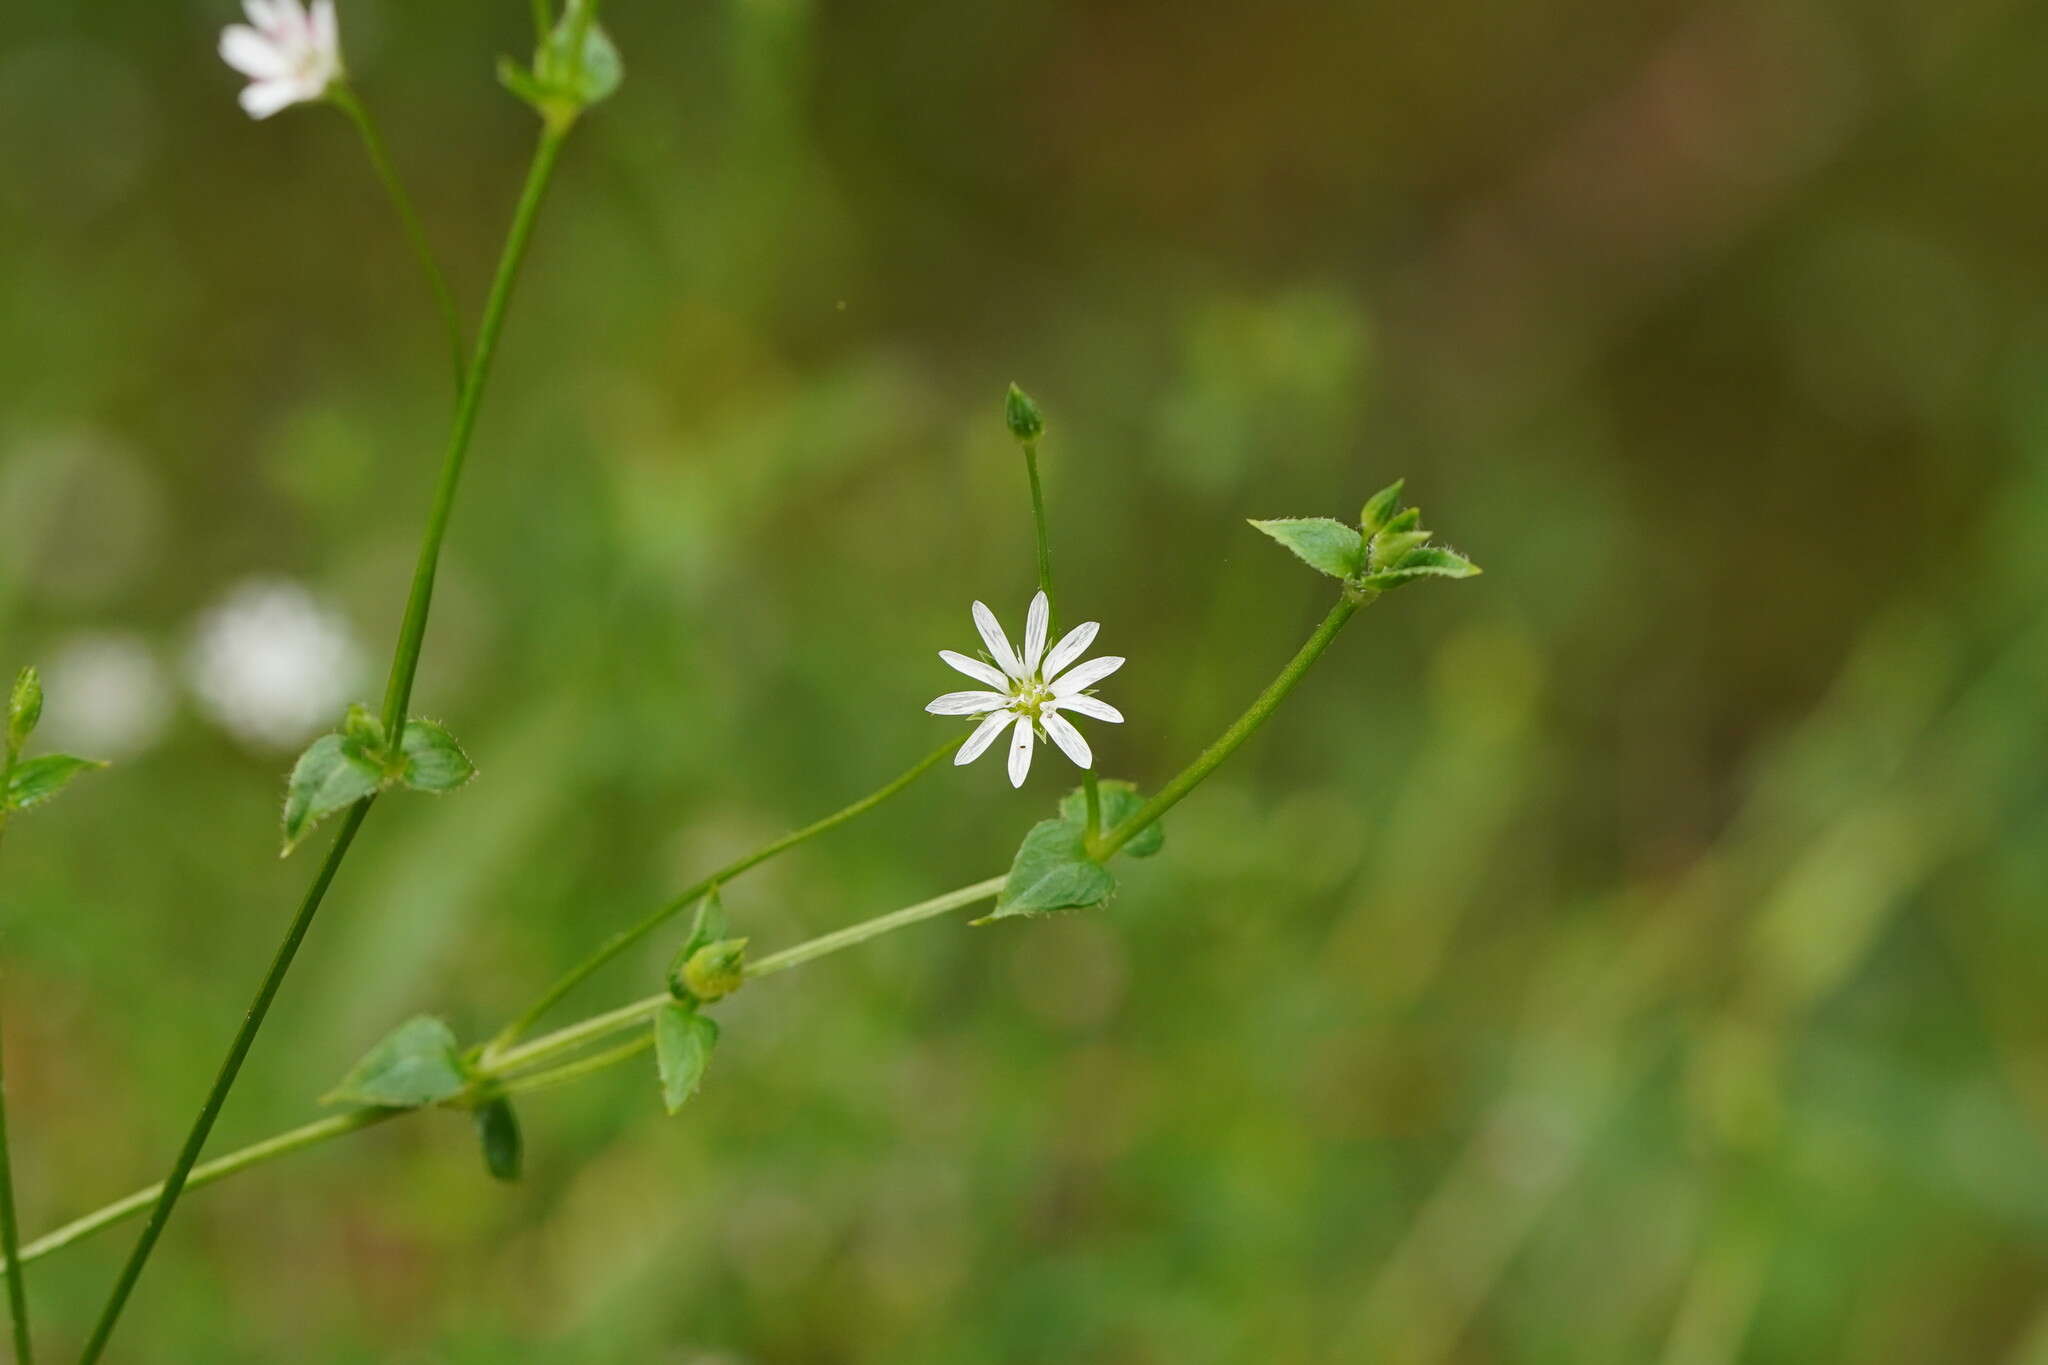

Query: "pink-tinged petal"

xmin=939 ymin=650 xmax=1009 ymax=690
xmin=1022 ymin=591 xmax=1049 ymax=674
xmin=220 ymin=26 xmax=287 ymax=78
xmin=971 ymin=600 xmax=1024 ymax=679
xmin=1041 ymin=710 xmax=1093 ymax=769
xmin=1005 ymin=715 xmax=1035 ymax=787
xmin=1041 ymin=621 xmax=1098 ymax=682
xmin=1049 ymin=694 xmax=1123 ymax=724
xmin=956 ymin=710 xmax=1011 ymax=765
xmin=1050 ymin=655 xmax=1124 ymax=697
xmin=311 ymin=0 xmax=339 ymax=55
xmin=925 ymin=691 xmax=1009 ymax=716
xmin=238 ymin=79 xmax=302 ymax=118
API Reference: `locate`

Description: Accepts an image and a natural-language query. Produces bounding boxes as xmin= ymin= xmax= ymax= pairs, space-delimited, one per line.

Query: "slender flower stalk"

xmin=485 ymin=738 xmax=962 ymax=1056
xmin=0 ymin=762 xmax=33 ymax=1364
xmin=327 ymin=84 xmax=467 ymax=388
xmin=79 ymin=119 xmax=582 ymax=1365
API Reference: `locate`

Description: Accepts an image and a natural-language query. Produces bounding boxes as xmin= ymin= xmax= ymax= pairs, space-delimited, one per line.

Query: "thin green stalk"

xmin=15 ymin=874 xmax=1005 ymax=1275
xmin=1092 ymin=591 xmax=1366 ymax=859
xmin=1022 ymin=440 xmax=1056 ymax=628
xmin=0 ymin=786 xmax=33 ymax=1363
xmin=497 ymin=1034 xmax=653 ymax=1098
xmin=486 ymin=739 xmax=961 ymax=1055
xmin=82 ymin=121 xmax=579 ymax=1365
xmin=329 ymin=85 xmax=467 ymax=390
xmin=379 ymin=123 xmax=568 ymax=739
xmin=77 ymin=801 xmax=374 ymax=1364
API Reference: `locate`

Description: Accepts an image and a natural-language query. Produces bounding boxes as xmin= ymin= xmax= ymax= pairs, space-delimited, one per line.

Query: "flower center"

xmin=1009 ymin=678 xmax=1054 ymax=717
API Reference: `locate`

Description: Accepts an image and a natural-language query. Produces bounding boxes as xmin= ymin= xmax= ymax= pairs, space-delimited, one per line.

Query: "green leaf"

xmin=990 ymin=817 xmax=1118 ymax=920
xmin=1248 ymin=518 xmax=1364 ymax=580
xmin=654 ymin=1004 xmax=718 ymax=1114
xmin=5 ymin=754 xmax=106 ymax=813
xmin=8 ymin=667 xmax=42 ymax=752
xmin=1379 ymin=507 xmax=1421 ymax=536
xmin=496 ymin=54 xmax=551 ymax=108
xmin=1359 ymin=480 xmax=1405 ymax=536
xmin=1361 ymin=545 xmax=1482 ymax=589
xmin=281 ymin=733 xmax=384 ymax=855
xmin=1368 ymin=529 xmax=1432 ymax=571
xmin=1057 ymin=780 xmax=1163 ymax=858
xmin=399 ymin=719 xmax=476 ymax=793
xmin=324 ymin=1016 xmax=470 ymax=1109
xmin=474 ymin=1097 xmax=523 ymax=1182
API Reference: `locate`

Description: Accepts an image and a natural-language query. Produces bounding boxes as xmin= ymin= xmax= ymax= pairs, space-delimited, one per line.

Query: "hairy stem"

xmin=0 ymin=788 xmax=33 ymax=1362
xmin=81 ymin=120 xmax=578 ymax=1365
xmin=486 ymin=739 xmax=960 ymax=1055
xmin=330 ymin=85 xmax=467 ymax=390
xmin=13 ymin=875 xmax=1005 ymax=1276
xmin=1092 ymin=591 xmax=1366 ymax=859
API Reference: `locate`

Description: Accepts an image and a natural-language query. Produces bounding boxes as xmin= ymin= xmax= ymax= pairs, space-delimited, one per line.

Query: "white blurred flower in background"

xmin=218 ymin=0 xmax=342 ymax=120
xmin=186 ymin=578 xmax=364 ymax=750
xmin=40 ymin=632 xmax=173 ymax=759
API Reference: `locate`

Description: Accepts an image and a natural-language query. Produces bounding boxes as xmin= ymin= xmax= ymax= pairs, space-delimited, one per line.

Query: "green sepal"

xmin=7 ymin=667 xmax=42 ymax=753
xmin=280 ymin=733 xmax=384 ymax=856
xmin=1248 ymin=518 xmax=1365 ymax=580
xmin=323 ymin=1016 xmax=471 ymax=1109
xmin=474 ymin=1097 xmax=523 ymax=1182
xmin=667 ymin=890 xmax=731 ymax=1000
xmin=1005 ymin=383 xmax=1045 ymax=442
xmin=654 ymin=1003 xmax=718 ymax=1114
xmin=1359 ymin=544 xmax=1482 ymax=589
xmin=1368 ymin=529 xmax=1432 ymax=571
xmin=1058 ymin=780 xmax=1163 ymax=858
xmin=5 ymin=754 xmax=107 ymax=814
xmin=399 ymin=719 xmax=476 ymax=793
xmin=1359 ymin=480 xmax=1405 ymax=536
xmin=504 ymin=0 xmax=622 ymax=120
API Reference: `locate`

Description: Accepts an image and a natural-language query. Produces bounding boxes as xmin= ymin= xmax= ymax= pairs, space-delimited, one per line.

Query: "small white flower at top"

xmin=926 ymin=591 xmax=1125 ymax=788
xmin=219 ymin=0 xmax=343 ymax=119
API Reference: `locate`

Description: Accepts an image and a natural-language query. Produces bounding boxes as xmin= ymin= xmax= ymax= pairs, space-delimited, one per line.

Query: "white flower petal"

xmin=1049 ymin=694 xmax=1123 ymax=724
xmin=311 ymin=0 xmax=339 ymax=56
xmin=925 ymin=690 xmax=1009 ymax=716
xmin=972 ymin=600 xmax=1024 ymax=679
xmin=1023 ymin=591 xmax=1049 ymax=674
xmin=956 ymin=710 xmax=1012 ymax=764
xmin=244 ymin=0 xmax=283 ymax=29
xmin=1041 ymin=710 xmax=1093 ymax=769
xmin=1050 ymin=655 xmax=1124 ymax=697
xmin=1041 ymin=621 xmax=1099 ymax=682
xmin=938 ymin=650 xmax=1010 ymax=690
xmin=238 ymin=79 xmax=303 ymax=118
xmin=220 ymin=27 xmax=288 ymax=78
xmin=1005 ymin=715 xmax=1035 ymax=787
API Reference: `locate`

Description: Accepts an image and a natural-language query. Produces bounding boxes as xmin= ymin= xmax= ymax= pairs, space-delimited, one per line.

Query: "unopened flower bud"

xmin=1005 ymin=384 xmax=1045 ymax=443
xmin=8 ymin=667 xmax=43 ymax=754
xmin=675 ymin=937 xmax=749 ymax=1004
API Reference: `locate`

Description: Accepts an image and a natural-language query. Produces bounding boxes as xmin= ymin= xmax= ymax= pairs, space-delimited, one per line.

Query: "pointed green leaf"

xmin=281 ymin=733 xmax=384 ymax=855
xmin=1359 ymin=480 xmax=1406 ymax=536
xmin=324 ymin=1016 xmax=470 ymax=1109
xmin=399 ymin=719 xmax=476 ymax=793
xmin=5 ymin=754 xmax=107 ymax=813
xmin=1361 ymin=545 xmax=1482 ymax=589
xmin=989 ymin=817 xmax=1118 ymax=919
xmin=1248 ymin=518 xmax=1364 ymax=580
xmin=654 ymin=1004 xmax=719 ymax=1114
xmin=342 ymin=703 xmax=384 ymax=751
xmin=1379 ymin=507 xmax=1421 ymax=536
xmin=1057 ymin=779 xmax=1163 ymax=858
xmin=1368 ymin=529 xmax=1432 ymax=571
xmin=474 ymin=1097 xmax=523 ymax=1182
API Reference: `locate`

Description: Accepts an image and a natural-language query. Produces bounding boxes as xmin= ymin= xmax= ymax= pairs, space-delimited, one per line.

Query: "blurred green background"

xmin=4 ymin=0 xmax=2048 ymax=1359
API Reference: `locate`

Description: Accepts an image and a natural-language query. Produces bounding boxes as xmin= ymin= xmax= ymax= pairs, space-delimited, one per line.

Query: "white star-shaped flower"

xmin=926 ymin=591 xmax=1125 ymax=788
xmin=219 ymin=0 xmax=343 ymax=120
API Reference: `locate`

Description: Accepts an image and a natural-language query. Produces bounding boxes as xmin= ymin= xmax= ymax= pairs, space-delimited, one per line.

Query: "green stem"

xmin=16 ymin=874 xmax=1005 ymax=1276
xmin=77 ymin=801 xmax=374 ymax=1364
xmin=379 ymin=123 xmax=569 ymax=739
xmin=485 ymin=739 xmax=960 ymax=1055
xmin=0 ymin=786 xmax=33 ymax=1363
xmin=1022 ymin=440 xmax=1056 ymax=629
xmin=329 ymin=85 xmax=467 ymax=390
xmin=1092 ymin=592 xmax=1366 ymax=859
xmin=81 ymin=119 xmax=578 ymax=1365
